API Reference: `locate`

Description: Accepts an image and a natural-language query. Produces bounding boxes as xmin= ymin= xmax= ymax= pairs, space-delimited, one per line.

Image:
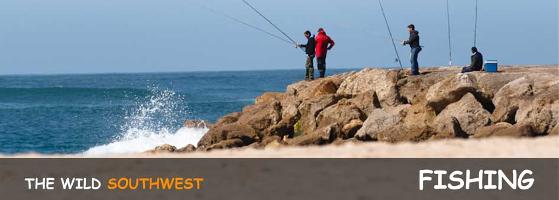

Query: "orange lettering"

xmin=107 ymin=178 xmax=116 ymax=190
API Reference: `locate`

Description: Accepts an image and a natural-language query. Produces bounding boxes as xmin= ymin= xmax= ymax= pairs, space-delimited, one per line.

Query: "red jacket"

xmin=314 ymin=30 xmax=335 ymax=58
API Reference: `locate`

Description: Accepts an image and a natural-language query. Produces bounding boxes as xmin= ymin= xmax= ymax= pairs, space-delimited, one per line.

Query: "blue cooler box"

xmin=485 ymin=60 xmax=498 ymax=72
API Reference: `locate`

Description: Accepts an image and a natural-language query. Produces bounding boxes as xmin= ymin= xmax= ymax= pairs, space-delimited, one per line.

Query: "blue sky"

xmin=0 ymin=0 xmax=557 ymax=74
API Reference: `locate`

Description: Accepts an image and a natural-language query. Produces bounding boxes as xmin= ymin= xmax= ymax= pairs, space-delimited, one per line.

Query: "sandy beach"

xmin=4 ymin=135 xmax=557 ymax=158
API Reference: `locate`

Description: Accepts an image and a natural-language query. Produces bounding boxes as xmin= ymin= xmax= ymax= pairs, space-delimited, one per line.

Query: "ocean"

xmin=0 ymin=69 xmax=352 ymax=154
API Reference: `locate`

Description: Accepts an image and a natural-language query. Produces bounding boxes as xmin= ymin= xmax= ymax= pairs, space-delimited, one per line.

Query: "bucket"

xmin=484 ymin=60 xmax=498 ymax=72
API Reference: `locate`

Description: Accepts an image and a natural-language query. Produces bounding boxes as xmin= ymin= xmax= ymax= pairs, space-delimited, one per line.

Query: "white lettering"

xmin=518 ymin=170 xmax=534 ymax=190
xmin=419 ymin=170 xmax=433 ymax=190
xmin=448 ymin=171 xmax=464 ymax=190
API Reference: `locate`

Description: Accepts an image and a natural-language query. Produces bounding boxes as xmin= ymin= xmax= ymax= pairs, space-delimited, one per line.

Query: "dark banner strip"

xmin=0 ymin=159 xmax=557 ymax=200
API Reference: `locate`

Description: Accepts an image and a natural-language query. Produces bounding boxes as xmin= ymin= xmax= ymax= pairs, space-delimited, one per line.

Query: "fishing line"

xmin=377 ymin=0 xmax=403 ymax=69
xmin=241 ymin=0 xmax=297 ymax=45
xmin=194 ymin=2 xmax=292 ymax=45
xmin=473 ymin=0 xmax=478 ymax=47
xmin=446 ymin=0 xmax=453 ymax=66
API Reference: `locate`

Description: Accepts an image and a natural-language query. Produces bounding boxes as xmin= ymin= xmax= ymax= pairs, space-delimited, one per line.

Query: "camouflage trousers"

xmin=305 ymin=55 xmax=315 ymax=80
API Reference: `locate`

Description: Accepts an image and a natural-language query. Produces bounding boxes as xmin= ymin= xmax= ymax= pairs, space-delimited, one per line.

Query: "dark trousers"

xmin=317 ymin=57 xmax=326 ymax=78
xmin=461 ymin=66 xmax=481 ymax=73
xmin=305 ymin=55 xmax=315 ymax=79
xmin=410 ymin=47 xmax=422 ymax=75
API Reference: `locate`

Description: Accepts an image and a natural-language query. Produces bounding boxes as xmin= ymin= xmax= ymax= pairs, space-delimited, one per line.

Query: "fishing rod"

xmin=446 ymin=0 xmax=453 ymax=66
xmin=473 ymin=0 xmax=478 ymax=47
xmin=377 ymin=0 xmax=403 ymax=69
xmin=241 ymin=0 xmax=297 ymax=45
xmin=194 ymin=2 xmax=292 ymax=45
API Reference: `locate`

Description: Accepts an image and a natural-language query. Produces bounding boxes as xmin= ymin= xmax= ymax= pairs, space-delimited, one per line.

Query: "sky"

xmin=0 ymin=0 xmax=557 ymax=74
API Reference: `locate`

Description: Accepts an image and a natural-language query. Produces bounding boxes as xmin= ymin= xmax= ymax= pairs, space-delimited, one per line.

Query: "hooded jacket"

xmin=404 ymin=30 xmax=420 ymax=48
xmin=315 ymin=30 xmax=335 ymax=58
xmin=298 ymin=36 xmax=316 ymax=56
xmin=469 ymin=52 xmax=483 ymax=71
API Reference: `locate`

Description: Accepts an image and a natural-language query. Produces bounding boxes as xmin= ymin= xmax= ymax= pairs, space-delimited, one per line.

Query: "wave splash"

xmin=84 ymin=87 xmax=207 ymax=155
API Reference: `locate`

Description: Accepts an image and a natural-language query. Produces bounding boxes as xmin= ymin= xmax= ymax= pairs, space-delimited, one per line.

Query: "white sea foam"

xmin=84 ymin=127 xmax=207 ymax=155
xmin=84 ymin=87 xmax=207 ymax=155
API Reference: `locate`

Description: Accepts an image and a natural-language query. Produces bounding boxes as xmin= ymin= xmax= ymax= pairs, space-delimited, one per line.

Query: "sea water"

xmin=0 ymin=69 xmax=352 ymax=154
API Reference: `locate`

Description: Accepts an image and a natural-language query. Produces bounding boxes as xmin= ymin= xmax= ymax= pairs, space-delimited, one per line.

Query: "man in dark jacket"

xmin=297 ymin=31 xmax=316 ymax=80
xmin=462 ymin=47 xmax=484 ymax=73
xmin=401 ymin=24 xmax=421 ymax=75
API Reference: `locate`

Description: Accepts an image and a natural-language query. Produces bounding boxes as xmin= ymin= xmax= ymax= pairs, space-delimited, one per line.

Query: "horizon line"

xmin=1 ymin=63 xmax=557 ymax=76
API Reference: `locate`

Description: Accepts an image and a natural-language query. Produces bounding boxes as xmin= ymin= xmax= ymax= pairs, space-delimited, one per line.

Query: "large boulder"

xmin=491 ymin=124 xmax=537 ymax=137
xmin=275 ymin=95 xmax=302 ymax=138
xmin=255 ymin=92 xmax=285 ymax=104
xmin=205 ymin=138 xmax=246 ymax=151
xmin=473 ymin=122 xmax=514 ymax=138
xmin=279 ymin=95 xmax=301 ymax=124
xmin=550 ymin=123 xmax=559 ymax=135
xmin=287 ymin=134 xmax=324 ymax=146
xmin=341 ymin=119 xmax=364 ymax=139
xmin=337 ymin=68 xmax=401 ymax=107
xmin=315 ymin=99 xmax=367 ymax=139
xmin=214 ymin=112 xmax=242 ymax=125
xmin=287 ymin=123 xmax=340 ymax=146
xmin=514 ymin=86 xmax=559 ymax=135
xmin=254 ymin=92 xmax=303 ymax=138
xmin=197 ymin=123 xmax=259 ymax=148
xmin=198 ymin=98 xmax=285 ymax=148
xmin=425 ymin=71 xmax=532 ymax=114
xmin=377 ymin=124 xmax=436 ymax=142
xmin=183 ymin=120 xmax=211 ymax=129
xmin=347 ymin=90 xmax=377 ymax=116
xmin=491 ymin=76 xmax=534 ymax=123
xmin=147 ymin=144 xmax=177 ymax=153
xmin=354 ymin=105 xmax=410 ymax=140
xmin=471 ymin=72 xmax=526 ymax=100
xmin=243 ymin=135 xmax=284 ymax=150
xmin=492 ymin=74 xmax=559 ymax=135
xmin=426 ymin=72 xmax=520 ymax=113
xmin=355 ymin=102 xmax=435 ymax=142
xmin=197 ymin=99 xmax=284 ymax=149
xmin=426 ymin=73 xmax=479 ymax=113
xmin=433 ymin=93 xmax=492 ymax=137
xmin=286 ymin=75 xmax=346 ymax=101
xmin=296 ymin=94 xmax=340 ymax=135
xmin=398 ymin=69 xmax=455 ymax=105
xmin=237 ymin=100 xmax=282 ymax=133
xmin=176 ymin=144 xmax=196 ymax=153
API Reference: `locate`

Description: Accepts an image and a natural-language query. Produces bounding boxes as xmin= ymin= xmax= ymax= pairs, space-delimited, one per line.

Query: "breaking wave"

xmin=84 ymin=87 xmax=207 ymax=155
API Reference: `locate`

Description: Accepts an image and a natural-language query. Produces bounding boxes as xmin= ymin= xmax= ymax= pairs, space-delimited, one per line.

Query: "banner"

xmin=1 ymin=159 xmax=557 ymax=199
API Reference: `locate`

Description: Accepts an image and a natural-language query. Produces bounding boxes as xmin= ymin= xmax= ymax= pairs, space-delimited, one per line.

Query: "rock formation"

xmin=160 ymin=66 xmax=559 ymax=153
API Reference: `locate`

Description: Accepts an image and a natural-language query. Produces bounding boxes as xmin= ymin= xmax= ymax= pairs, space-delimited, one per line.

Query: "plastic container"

xmin=484 ymin=60 xmax=498 ymax=72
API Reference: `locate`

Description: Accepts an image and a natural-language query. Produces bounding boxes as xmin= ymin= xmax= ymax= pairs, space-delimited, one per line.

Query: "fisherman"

xmin=401 ymin=24 xmax=421 ymax=75
xmin=461 ymin=47 xmax=484 ymax=73
xmin=296 ymin=31 xmax=316 ymax=80
xmin=315 ymin=28 xmax=335 ymax=78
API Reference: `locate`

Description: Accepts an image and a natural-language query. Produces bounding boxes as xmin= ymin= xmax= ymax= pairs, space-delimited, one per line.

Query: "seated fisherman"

xmin=462 ymin=47 xmax=484 ymax=73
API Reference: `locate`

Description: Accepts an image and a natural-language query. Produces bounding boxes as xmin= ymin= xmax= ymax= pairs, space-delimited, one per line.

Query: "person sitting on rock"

xmin=462 ymin=47 xmax=484 ymax=73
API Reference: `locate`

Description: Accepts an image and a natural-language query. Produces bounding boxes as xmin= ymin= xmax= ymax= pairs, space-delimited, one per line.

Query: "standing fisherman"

xmin=315 ymin=28 xmax=335 ymax=78
xmin=401 ymin=24 xmax=421 ymax=75
xmin=296 ymin=31 xmax=316 ymax=80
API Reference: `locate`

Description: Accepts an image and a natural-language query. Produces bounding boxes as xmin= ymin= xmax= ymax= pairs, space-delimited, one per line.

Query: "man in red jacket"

xmin=315 ymin=28 xmax=335 ymax=78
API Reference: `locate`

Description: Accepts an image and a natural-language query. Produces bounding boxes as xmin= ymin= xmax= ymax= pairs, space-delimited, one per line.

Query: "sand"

xmin=4 ymin=136 xmax=557 ymax=158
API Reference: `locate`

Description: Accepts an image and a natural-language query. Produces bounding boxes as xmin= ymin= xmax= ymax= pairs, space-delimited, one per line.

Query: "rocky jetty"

xmin=159 ymin=65 xmax=559 ymax=153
